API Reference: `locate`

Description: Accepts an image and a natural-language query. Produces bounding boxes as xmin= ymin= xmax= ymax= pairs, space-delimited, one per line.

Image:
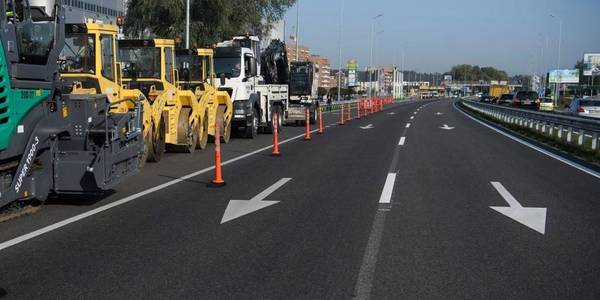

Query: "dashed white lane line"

xmin=398 ymin=137 xmax=406 ymax=146
xmin=378 ymin=173 xmax=397 ymax=204
xmin=410 ymin=116 xmax=414 ymax=120
xmin=405 ymin=123 xmax=411 ymax=128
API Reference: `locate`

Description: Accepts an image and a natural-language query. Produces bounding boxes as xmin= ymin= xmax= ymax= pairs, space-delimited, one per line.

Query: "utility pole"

xmin=337 ymin=0 xmax=344 ymax=102
xmin=368 ymin=14 xmax=383 ymax=99
xmin=296 ymin=0 xmax=300 ymax=61
xmin=550 ymin=14 xmax=562 ymax=106
xmin=185 ymin=0 xmax=190 ymax=48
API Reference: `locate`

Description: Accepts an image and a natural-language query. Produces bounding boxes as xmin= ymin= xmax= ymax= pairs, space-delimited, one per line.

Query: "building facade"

xmin=286 ymin=45 xmax=311 ymax=62
xmin=62 ymin=0 xmax=124 ymax=24
xmin=310 ymin=55 xmax=334 ymax=89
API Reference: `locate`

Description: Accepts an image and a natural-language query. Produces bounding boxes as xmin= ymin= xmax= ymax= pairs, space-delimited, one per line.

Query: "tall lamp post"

xmin=550 ymin=14 xmax=562 ymax=106
xmin=368 ymin=14 xmax=383 ymax=99
xmin=337 ymin=0 xmax=344 ymax=102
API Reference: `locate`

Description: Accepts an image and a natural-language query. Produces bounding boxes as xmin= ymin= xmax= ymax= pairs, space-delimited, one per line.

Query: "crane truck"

xmin=0 ymin=1 xmax=143 ymax=208
xmin=214 ymin=36 xmax=288 ymax=138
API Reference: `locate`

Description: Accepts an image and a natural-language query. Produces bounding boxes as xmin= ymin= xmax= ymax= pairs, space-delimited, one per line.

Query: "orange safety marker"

xmin=340 ymin=102 xmax=345 ymax=125
xmin=272 ymin=112 xmax=281 ymax=156
xmin=304 ymin=106 xmax=312 ymax=140
xmin=318 ymin=107 xmax=324 ymax=134
xmin=211 ymin=118 xmax=225 ymax=187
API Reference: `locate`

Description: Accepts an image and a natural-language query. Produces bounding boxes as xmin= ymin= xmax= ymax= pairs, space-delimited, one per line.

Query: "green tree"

xmin=125 ymin=0 xmax=296 ymax=47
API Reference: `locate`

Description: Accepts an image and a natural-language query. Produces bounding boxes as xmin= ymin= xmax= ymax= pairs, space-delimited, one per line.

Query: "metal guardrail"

xmin=460 ymin=100 xmax=600 ymax=151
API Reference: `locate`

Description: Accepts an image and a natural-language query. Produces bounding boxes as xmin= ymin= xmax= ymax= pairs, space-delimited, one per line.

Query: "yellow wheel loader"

xmin=176 ymin=48 xmax=233 ymax=144
xmin=59 ymin=22 xmax=164 ymax=164
xmin=119 ymin=39 xmax=209 ymax=152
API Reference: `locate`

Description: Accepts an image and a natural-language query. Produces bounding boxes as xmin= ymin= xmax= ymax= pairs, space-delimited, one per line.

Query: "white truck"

xmin=214 ymin=36 xmax=289 ymax=138
xmin=286 ymin=61 xmax=319 ymax=125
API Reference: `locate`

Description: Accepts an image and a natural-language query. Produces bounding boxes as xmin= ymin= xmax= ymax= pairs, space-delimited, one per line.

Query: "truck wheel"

xmin=310 ymin=106 xmax=317 ymax=125
xmin=264 ymin=106 xmax=276 ymax=134
xmin=197 ymin=114 xmax=208 ymax=150
xmin=148 ymin=118 xmax=166 ymax=162
xmin=276 ymin=106 xmax=283 ymax=132
xmin=244 ymin=108 xmax=259 ymax=138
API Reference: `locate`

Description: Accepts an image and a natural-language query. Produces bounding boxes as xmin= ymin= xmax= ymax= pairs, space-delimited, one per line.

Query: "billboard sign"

xmin=443 ymin=75 xmax=452 ymax=83
xmin=583 ymin=53 xmax=600 ymax=76
xmin=549 ymin=69 xmax=579 ymax=84
xmin=347 ymin=59 xmax=358 ymax=87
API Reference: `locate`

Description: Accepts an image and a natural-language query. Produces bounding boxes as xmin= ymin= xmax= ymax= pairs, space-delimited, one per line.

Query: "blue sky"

xmin=283 ymin=0 xmax=600 ymax=75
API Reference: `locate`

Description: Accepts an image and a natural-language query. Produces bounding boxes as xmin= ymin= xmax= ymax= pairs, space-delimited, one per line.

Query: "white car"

xmin=567 ymin=98 xmax=600 ymax=118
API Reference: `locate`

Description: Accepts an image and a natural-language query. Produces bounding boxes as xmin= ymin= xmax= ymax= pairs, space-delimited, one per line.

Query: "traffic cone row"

xmin=213 ymin=96 xmax=394 ymax=187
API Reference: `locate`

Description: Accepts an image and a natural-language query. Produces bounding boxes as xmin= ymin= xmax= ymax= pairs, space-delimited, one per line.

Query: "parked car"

xmin=512 ymin=91 xmax=540 ymax=107
xmin=479 ymin=94 xmax=493 ymax=103
xmin=538 ymin=97 xmax=554 ymax=112
xmin=497 ymin=93 xmax=513 ymax=105
xmin=566 ymin=98 xmax=600 ymax=118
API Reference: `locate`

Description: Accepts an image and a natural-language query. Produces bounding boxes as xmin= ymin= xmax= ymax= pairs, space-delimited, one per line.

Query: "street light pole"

xmin=185 ymin=0 xmax=190 ymax=49
xmin=337 ymin=0 xmax=344 ymax=102
xmin=550 ymin=14 xmax=562 ymax=106
xmin=296 ymin=0 xmax=300 ymax=61
xmin=368 ymin=14 xmax=382 ymax=99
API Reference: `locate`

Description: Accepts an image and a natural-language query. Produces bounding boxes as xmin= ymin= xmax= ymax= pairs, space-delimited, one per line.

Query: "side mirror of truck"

xmin=249 ymin=58 xmax=258 ymax=76
xmin=220 ymin=73 xmax=226 ymax=86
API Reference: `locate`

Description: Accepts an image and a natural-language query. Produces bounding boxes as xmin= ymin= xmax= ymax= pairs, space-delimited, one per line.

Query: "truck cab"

xmin=215 ymin=36 xmax=287 ymax=138
xmin=287 ymin=61 xmax=319 ymax=124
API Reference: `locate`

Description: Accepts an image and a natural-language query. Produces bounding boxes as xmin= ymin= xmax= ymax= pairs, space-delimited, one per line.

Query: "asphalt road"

xmin=0 ymin=99 xmax=599 ymax=299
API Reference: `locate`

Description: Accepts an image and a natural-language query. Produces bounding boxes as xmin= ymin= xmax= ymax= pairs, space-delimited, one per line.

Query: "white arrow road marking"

xmin=490 ymin=182 xmax=547 ymax=234
xmin=360 ymin=124 xmax=374 ymax=130
xmin=440 ymin=124 xmax=455 ymax=130
xmin=221 ymin=178 xmax=292 ymax=224
xmin=398 ymin=136 xmax=406 ymax=146
xmin=379 ymin=173 xmax=397 ymax=203
xmin=435 ymin=112 xmax=444 ymax=116
xmin=387 ymin=112 xmax=396 ymax=115
xmin=405 ymin=123 xmax=411 ymax=128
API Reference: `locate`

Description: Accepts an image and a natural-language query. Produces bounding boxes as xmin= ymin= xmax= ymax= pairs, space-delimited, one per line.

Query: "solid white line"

xmin=378 ymin=173 xmax=397 ymax=204
xmin=0 ymin=131 xmax=317 ymax=252
xmin=398 ymin=137 xmax=406 ymax=146
xmin=455 ymin=103 xmax=600 ymax=180
xmin=405 ymin=123 xmax=411 ymax=128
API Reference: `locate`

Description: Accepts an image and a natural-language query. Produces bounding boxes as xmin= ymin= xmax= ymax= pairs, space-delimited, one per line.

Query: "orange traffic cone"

xmin=272 ymin=112 xmax=281 ymax=156
xmin=318 ymin=108 xmax=324 ymax=134
xmin=340 ymin=103 xmax=345 ymax=125
xmin=305 ymin=107 xmax=311 ymax=141
xmin=211 ymin=119 xmax=225 ymax=187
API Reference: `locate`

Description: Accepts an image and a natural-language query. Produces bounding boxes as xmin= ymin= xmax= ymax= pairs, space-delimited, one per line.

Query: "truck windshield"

xmin=119 ymin=47 xmax=161 ymax=79
xmin=15 ymin=20 xmax=55 ymax=65
xmin=177 ymin=54 xmax=204 ymax=82
xmin=214 ymin=57 xmax=241 ymax=78
xmin=60 ymin=33 xmax=95 ymax=74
